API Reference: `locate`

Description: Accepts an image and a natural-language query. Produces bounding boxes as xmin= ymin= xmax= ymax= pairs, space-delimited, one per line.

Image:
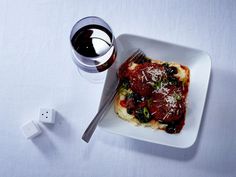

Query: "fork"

xmin=82 ymin=49 xmax=145 ymax=143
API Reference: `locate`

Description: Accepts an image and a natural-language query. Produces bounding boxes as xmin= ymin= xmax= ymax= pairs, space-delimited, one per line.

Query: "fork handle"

xmin=82 ymin=87 xmax=118 ymax=143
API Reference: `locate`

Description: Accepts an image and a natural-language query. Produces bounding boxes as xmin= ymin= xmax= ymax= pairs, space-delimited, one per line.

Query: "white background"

xmin=0 ymin=0 xmax=235 ymax=177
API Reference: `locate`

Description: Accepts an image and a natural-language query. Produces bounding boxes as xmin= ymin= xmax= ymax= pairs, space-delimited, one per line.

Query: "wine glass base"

xmin=78 ymin=69 xmax=106 ymax=84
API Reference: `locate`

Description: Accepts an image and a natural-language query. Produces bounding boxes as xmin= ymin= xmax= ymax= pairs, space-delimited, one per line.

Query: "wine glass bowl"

xmin=70 ymin=16 xmax=117 ymax=82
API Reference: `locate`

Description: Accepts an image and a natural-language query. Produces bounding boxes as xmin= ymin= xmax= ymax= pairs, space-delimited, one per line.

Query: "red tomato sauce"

xmin=119 ymin=60 xmax=189 ymax=134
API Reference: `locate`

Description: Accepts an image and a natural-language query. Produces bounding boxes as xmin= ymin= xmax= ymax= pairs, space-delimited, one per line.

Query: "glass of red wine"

xmin=70 ymin=16 xmax=117 ymax=83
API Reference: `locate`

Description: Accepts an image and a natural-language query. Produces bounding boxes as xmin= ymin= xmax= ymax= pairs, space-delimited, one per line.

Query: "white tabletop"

xmin=0 ymin=0 xmax=235 ymax=177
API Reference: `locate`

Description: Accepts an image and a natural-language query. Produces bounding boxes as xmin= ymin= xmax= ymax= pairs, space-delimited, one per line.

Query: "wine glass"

xmin=70 ymin=16 xmax=117 ymax=83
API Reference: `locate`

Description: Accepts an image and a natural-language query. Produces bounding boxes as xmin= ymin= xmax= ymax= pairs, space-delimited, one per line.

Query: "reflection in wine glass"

xmin=70 ymin=16 xmax=117 ymax=83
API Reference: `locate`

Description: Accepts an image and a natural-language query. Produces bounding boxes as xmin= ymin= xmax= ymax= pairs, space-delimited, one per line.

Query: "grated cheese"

xmin=152 ymin=82 xmax=170 ymax=96
xmin=165 ymin=95 xmax=178 ymax=114
xmin=145 ymin=66 xmax=166 ymax=82
xmin=141 ymin=70 xmax=148 ymax=82
xmin=151 ymin=111 xmax=157 ymax=115
xmin=163 ymin=111 xmax=171 ymax=120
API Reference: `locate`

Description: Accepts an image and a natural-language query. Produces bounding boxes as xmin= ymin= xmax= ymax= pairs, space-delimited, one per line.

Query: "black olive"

xmin=168 ymin=76 xmax=179 ymax=86
xmin=127 ymin=108 xmax=133 ymax=114
xmin=127 ymin=92 xmax=142 ymax=104
xmin=166 ymin=122 xmax=177 ymax=134
xmin=166 ymin=126 xmax=176 ymax=134
xmin=134 ymin=94 xmax=143 ymax=103
xmin=121 ymin=78 xmax=130 ymax=89
xmin=169 ymin=66 xmax=178 ymax=74
xmin=135 ymin=108 xmax=152 ymax=123
xmin=166 ymin=66 xmax=178 ymax=76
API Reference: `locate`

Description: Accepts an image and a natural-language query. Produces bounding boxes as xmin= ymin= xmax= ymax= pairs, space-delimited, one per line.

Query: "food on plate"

xmin=114 ymin=56 xmax=190 ymax=134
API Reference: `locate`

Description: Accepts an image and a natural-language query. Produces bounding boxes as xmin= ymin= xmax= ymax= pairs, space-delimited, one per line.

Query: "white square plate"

xmin=98 ymin=34 xmax=211 ymax=148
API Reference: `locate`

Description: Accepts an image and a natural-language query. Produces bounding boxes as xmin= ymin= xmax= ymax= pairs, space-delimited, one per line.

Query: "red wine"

xmin=71 ymin=24 xmax=116 ymax=72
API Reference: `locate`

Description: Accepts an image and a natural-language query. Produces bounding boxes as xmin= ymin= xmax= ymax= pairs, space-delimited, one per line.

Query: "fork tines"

xmin=128 ymin=49 xmax=145 ymax=64
xmin=121 ymin=49 xmax=146 ymax=67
